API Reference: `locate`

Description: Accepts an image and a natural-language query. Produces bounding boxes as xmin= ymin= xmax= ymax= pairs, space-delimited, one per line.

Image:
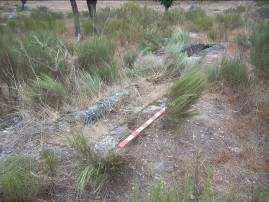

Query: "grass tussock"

xmin=17 ymin=32 xmax=69 ymax=78
xmin=207 ymin=57 xmax=248 ymax=91
xmin=69 ymin=134 xmax=125 ymax=194
xmin=219 ymin=57 xmax=248 ymax=89
xmin=82 ymin=2 xmax=183 ymax=46
xmin=77 ymin=37 xmax=117 ymax=83
xmin=250 ymin=22 xmax=269 ymax=78
xmin=123 ymin=49 xmax=138 ymax=69
xmin=40 ymin=149 xmax=58 ymax=176
xmin=185 ymin=8 xmax=213 ymax=31
xmin=216 ymin=12 xmax=243 ymax=30
xmin=0 ymin=155 xmax=40 ymax=201
xmin=28 ymin=74 xmax=67 ymax=109
xmin=234 ymin=33 xmax=250 ymax=49
xmin=167 ymin=70 xmax=207 ymax=123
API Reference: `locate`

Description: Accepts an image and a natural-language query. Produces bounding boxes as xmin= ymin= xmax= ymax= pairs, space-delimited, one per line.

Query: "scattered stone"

xmin=153 ymin=161 xmax=174 ymax=177
xmin=142 ymin=105 xmax=163 ymax=115
xmin=93 ymin=125 xmax=131 ymax=159
xmin=0 ymin=113 xmax=23 ymax=131
xmin=181 ymin=43 xmax=213 ymax=57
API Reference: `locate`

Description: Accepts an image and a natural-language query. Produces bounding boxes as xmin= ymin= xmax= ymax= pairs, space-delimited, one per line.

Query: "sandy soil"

xmin=0 ymin=1 xmax=255 ymax=15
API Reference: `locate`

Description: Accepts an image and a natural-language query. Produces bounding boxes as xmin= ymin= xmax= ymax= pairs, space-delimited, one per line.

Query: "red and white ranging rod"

xmin=117 ymin=107 xmax=166 ymax=149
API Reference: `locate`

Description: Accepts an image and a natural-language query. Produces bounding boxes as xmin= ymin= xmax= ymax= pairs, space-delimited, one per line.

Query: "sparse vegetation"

xmin=235 ymin=33 xmax=250 ymax=48
xmin=219 ymin=57 xmax=247 ymax=88
xmin=250 ymin=22 xmax=269 ymax=77
xmin=40 ymin=149 xmax=58 ymax=176
xmin=0 ymin=1 xmax=267 ymax=201
xmin=201 ymin=167 xmax=214 ymax=202
xmin=130 ymin=168 xmax=214 ymax=202
xmin=185 ymin=8 xmax=213 ymax=31
xmin=123 ymin=49 xmax=138 ymax=69
xmin=28 ymin=74 xmax=67 ymax=108
xmin=0 ymin=155 xmax=40 ymax=201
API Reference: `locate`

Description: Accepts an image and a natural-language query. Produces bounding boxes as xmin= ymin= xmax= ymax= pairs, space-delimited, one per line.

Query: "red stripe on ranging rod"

xmin=117 ymin=107 xmax=166 ymax=149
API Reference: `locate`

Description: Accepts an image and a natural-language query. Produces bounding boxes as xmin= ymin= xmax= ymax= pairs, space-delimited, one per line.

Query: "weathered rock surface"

xmin=181 ymin=43 xmax=225 ymax=57
xmin=68 ymin=90 xmax=130 ymax=124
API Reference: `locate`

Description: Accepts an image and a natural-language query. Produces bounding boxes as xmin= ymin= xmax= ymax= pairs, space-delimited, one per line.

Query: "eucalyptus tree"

xmin=86 ymin=0 xmax=97 ymax=18
xmin=70 ymin=0 xmax=81 ymax=41
xmin=21 ymin=0 xmax=27 ymax=10
xmin=159 ymin=0 xmax=174 ymax=11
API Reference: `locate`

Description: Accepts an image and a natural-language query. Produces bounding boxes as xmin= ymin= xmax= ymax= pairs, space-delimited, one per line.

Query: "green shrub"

xmin=207 ymin=28 xmax=221 ymax=42
xmin=207 ymin=66 xmax=220 ymax=83
xmin=216 ymin=12 xmax=243 ymax=30
xmin=162 ymin=9 xmax=185 ymax=25
xmin=219 ymin=57 xmax=247 ymax=88
xmin=250 ymin=22 xmax=269 ymax=77
xmin=7 ymin=8 xmax=66 ymax=33
xmin=167 ymin=70 xmax=207 ymax=123
xmin=30 ymin=74 xmax=67 ymax=108
xmin=185 ymin=8 xmax=213 ymax=31
xmin=0 ymin=155 xmax=40 ymax=201
xmin=81 ymin=19 xmax=95 ymax=35
xmin=17 ymin=32 xmax=69 ymax=79
xmin=234 ymin=33 xmax=250 ymax=48
xmin=77 ymin=37 xmax=117 ymax=83
xmin=30 ymin=6 xmax=64 ymax=20
xmin=139 ymin=26 xmax=164 ymax=53
xmin=0 ymin=28 xmax=20 ymax=86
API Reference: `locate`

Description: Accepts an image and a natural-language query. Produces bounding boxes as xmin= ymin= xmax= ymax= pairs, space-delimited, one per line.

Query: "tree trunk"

xmin=21 ymin=0 xmax=27 ymax=10
xmin=86 ymin=0 xmax=98 ymax=35
xmin=86 ymin=0 xmax=97 ymax=18
xmin=70 ymin=0 xmax=81 ymax=41
xmin=165 ymin=6 xmax=169 ymax=12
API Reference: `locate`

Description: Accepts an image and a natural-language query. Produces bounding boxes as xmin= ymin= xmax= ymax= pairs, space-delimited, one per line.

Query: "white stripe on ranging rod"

xmin=117 ymin=107 xmax=166 ymax=149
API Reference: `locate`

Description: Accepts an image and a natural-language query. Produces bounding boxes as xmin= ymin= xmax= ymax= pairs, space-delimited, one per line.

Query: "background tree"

xmin=86 ymin=0 xmax=97 ymax=18
xmin=21 ymin=0 xmax=27 ymax=10
xmin=159 ymin=0 xmax=174 ymax=11
xmin=70 ymin=0 xmax=81 ymax=41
